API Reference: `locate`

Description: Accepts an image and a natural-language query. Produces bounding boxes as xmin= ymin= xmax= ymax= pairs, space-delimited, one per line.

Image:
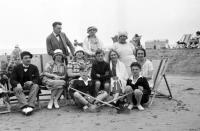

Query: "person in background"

xmin=136 ymin=48 xmax=153 ymax=86
xmin=189 ymin=31 xmax=200 ymax=48
xmin=83 ymin=26 xmax=103 ymax=56
xmin=112 ymin=31 xmax=136 ymax=76
xmin=46 ymin=22 xmax=75 ymax=64
xmin=131 ymin=34 xmax=142 ymax=49
xmin=108 ymin=49 xmax=129 ymax=104
xmin=10 ymin=51 xmax=39 ymax=115
xmin=125 ymin=62 xmax=151 ymax=111
xmin=41 ymin=49 xmax=66 ymax=109
xmin=90 ymin=49 xmax=110 ymax=101
xmin=111 ymin=35 xmax=118 ymax=44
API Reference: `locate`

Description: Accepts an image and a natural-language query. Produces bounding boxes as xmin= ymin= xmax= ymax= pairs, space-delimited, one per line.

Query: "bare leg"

xmin=54 ymin=88 xmax=63 ymax=108
xmin=134 ymin=89 xmax=144 ymax=111
xmin=73 ymin=92 xmax=89 ymax=105
xmin=94 ymin=91 xmax=108 ymax=104
xmin=47 ymin=89 xmax=57 ymax=109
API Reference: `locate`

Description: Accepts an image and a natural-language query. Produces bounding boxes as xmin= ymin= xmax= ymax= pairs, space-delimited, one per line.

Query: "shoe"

xmin=47 ymin=100 xmax=54 ymax=109
xmin=83 ymin=105 xmax=89 ymax=112
xmin=26 ymin=107 xmax=33 ymax=115
xmin=54 ymin=100 xmax=60 ymax=109
xmin=22 ymin=108 xmax=28 ymax=115
xmin=137 ymin=105 xmax=144 ymax=111
xmin=127 ymin=104 xmax=134 ymax=110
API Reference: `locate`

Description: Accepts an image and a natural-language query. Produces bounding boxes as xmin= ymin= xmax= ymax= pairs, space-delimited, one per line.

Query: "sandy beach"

xmin=0 ymin=74 xmax=200 ymax=131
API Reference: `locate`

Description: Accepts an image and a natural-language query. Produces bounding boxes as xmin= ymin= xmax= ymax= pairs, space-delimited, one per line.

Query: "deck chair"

xmin=148 ymin=58 xmax=172 ymax=107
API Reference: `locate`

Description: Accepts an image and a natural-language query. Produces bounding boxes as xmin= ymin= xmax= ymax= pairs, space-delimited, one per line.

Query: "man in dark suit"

xmin=10 ymin=51 xmax=39 ymax=115
xmin=46 ymin=22 xmax=75 ymax=64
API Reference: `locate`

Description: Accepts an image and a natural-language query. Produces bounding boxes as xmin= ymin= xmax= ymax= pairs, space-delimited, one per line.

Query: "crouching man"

xmin=10 ymin=51 xmax=39 ymax=115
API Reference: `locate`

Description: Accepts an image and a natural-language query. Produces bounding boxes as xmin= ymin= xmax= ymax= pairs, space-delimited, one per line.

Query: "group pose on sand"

xmin=0 ymin=21 xmax=154 ymax=115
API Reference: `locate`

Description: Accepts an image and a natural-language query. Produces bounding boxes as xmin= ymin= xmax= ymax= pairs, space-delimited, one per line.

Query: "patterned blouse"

xmin=44 ymin=61 xmax=66 ymax=77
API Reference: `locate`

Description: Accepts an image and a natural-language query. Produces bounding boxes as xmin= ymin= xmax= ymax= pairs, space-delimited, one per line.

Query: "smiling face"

xmin=136 ymin=50 xmax=145 ymax=61
xmin=118 ymin=35 xmax=127 ymax=43
xmin=110 ymin=51 xmax=118 ymax=62
xmin=75 ymin=51 xmax=84 ymax=59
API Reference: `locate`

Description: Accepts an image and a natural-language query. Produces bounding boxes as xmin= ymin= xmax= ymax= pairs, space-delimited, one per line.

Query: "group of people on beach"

xmin=0 ymin=21 xmax=153 ymax=115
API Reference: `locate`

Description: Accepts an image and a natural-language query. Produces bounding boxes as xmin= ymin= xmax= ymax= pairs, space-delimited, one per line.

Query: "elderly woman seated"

xmin=125 ymin=62 xmax=151 ymax=111
xmin=136 ymin=48 xmax=153 ymax=86
xmin=108 ymin=49 xmax=129 ymax=104
xmin=41 ymin=49 xmax=66 ymax=109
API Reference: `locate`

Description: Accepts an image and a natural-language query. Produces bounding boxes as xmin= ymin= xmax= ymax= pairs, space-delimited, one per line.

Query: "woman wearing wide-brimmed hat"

xmin=83 ymin=26 xmax=103 ymax=56
xmin=112 ymin=31 xmax=136 ymax=76
xmin=42 ymin=49 xmax=66 ymax=109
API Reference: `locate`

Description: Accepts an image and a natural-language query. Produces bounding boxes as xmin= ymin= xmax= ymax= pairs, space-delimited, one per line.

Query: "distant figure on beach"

xmin=73 ymin=40 xmax=83 ymax=48
xmin=130 ymin=34 xmax=142 ymax=49
xmin=111 ymin=35 xmax=118 ymax=44
xmin=113 ymin=31 xmax=136 ymax=76
xmin=10 ymin=51 xmax=39 ymax=115
xmin=11 ymin=44 xmax=22 ymax=61
xmin=83 ymin=26 xmax=103 ymax=56
xmin=189 ymin=31 xmax=200 ymax=48
xmin=46 ymin=22 xmax=75 ymax=64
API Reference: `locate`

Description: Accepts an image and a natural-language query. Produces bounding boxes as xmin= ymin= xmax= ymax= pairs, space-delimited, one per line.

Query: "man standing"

xmin=10 ymin=51 xmax=39 ymax=115
xmin=46 ymin=22 xmax=75 ymax=64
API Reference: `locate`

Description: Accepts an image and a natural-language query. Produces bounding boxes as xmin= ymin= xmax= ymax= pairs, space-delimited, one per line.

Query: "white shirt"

xmin=53 ymin=32 xmax=60 ymax=41
xmin=78 ymin=77 xmax=91 ymax=86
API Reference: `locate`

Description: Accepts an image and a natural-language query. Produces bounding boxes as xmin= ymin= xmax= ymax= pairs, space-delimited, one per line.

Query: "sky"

xmin=0 ymin=0 xmax=199 ymax=54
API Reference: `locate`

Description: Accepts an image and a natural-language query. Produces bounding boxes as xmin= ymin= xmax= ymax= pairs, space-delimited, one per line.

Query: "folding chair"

xmin=148 ymin=58 xmax=172 ymax=107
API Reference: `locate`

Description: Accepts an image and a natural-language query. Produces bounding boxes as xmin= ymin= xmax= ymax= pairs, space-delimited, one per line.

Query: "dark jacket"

xmin=127 ymin=76 xmax=151 ymax=95
xmin=46 ymin=32 xmax=74 ymax=56
xmin=10 ymin=64 xmax=39 ymax=89
xmin=70 ymin=79 xmax=95 ymax=96
xmin=91 ymin=61 xmax=111 ymax=82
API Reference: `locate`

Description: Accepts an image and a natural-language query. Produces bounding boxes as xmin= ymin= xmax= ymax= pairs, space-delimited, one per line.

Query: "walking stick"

xmin=69 ymin=86 xmax=120 ymax=110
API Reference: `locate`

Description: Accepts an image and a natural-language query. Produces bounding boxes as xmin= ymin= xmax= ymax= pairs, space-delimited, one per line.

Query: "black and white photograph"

xmin=0 ymin=0 xmax=200 ymax=131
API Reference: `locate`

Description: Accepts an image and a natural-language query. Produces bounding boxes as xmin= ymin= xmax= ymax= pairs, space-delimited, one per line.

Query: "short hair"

xmin=52 ymin=22 xmax=62 ymax=28
xmin=136 ymin=48 xmax=146 ymax=57
xmin=20 ymin=51 xmax=33 ymax=59
xmin=95 ymin=49 xmax=104 ymax=56
xmin=196 ymin=31 xmax=200 ymax=35
xmin=130 ymin=62 xmax=141 ymax=69
xmin=108 ymin=49 xmax=120 ymax=62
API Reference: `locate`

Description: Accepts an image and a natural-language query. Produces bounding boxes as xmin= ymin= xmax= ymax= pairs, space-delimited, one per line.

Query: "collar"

xmin=23 ymin=64 xmax=29 ymax=68
xmin=53 ymin=32 xmax=59 ymax=37
xmin=129 ymin=75 xmax=143 ymax=82
xmin=79 ymin=77 xmax=91 ymax=85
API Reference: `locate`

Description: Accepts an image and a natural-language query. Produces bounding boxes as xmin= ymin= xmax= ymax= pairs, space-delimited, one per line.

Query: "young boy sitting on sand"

xmin=69 ymin=67 xmax=96 ymax=112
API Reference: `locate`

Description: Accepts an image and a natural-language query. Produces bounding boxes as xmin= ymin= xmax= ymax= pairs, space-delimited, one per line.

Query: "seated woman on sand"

xmin=136 ymin=48 xmax=153 ymax=86
xmin=125 ymin=62 xmax=151 ymax=111
xmin=108 ymin=49 xmax=129 ymax=104
xmin=41 ymin=49 xmax=66 ymax=109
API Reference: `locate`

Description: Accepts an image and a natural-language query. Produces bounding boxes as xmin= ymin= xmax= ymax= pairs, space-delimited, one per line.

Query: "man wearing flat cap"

xmin=46 ymin=22 xmax=75 ymax=64
xmin=10 ymin=51 xmax=39 ymax=115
